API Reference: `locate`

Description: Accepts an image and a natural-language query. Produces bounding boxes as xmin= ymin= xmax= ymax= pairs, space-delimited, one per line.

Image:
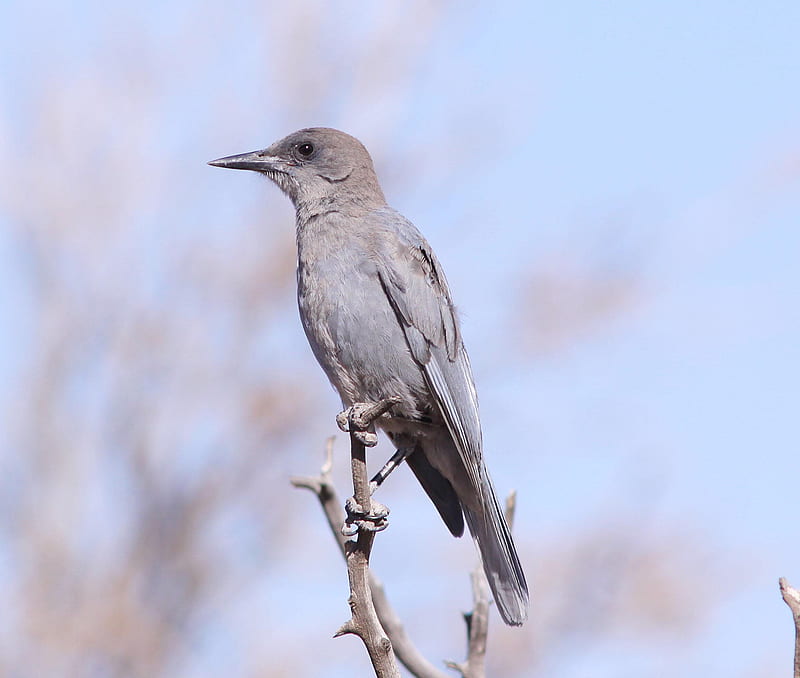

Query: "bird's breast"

xmin=295 ymin=236 xmax=428 ymax=413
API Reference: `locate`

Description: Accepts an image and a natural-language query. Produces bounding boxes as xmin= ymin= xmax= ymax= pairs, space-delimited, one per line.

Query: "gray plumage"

xmin=209 ymin=128 xmax=529 ymax=626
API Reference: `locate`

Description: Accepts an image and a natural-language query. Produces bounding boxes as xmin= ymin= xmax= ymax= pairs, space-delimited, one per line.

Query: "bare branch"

xmin=780 ymin=577 xmax=800 ymax=678
xmin=293 ymin=434 xmax=523 ymax=678
xmin=337 ymin=402 xmax=402 ymax=678
xmin=445 ymin=491 xmax=517 ymax=678
xmin=445 ymin=564 xmax=489 ymax=678
xmin=293 ymin=439 xmax=450 ymax=678
xmin=504 ymin=490 xmax=518 ymax=527
xmin=291 ymin=437 xmax=348 ymax=555
xmin=368 ymin=572 xmax=451 ymax=678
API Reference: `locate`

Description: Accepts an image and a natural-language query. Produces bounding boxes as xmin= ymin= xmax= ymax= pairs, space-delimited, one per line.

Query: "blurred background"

xmin=1 ymin=1 xmax=798 ymax=676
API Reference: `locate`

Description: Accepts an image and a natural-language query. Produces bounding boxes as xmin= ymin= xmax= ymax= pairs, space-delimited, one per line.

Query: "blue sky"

xmin=1 ymin=1 xmax=799 ymax=676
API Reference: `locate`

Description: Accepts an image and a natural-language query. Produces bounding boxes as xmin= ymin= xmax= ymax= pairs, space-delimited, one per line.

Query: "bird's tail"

xmin=463 ymin=470 xmax=529 ymax=626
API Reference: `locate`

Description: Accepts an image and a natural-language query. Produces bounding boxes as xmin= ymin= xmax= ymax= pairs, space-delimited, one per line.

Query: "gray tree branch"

xmin=292 ymin=435 xmax=449 ymax=678
xmin=445 ymin=491 xmax=517 ymax=678
xmin=331 ymin=400 xmax=402 ymax=678
xmin=779 ymin=577 xmax=800 ymax=678
xmin=293 ymin=435 xmax=520 ymax=678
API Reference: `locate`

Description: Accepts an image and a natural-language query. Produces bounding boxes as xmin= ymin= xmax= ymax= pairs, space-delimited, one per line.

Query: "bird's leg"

xmin=341 ymin=442 xmax=411 ymax=535
xmin=336 ymin=397 xmax=402 ymax=535
xmin=342 ymin=444 xmax=414 ymax=533
xmin=369 ymin=446 xmax=414 ymax=493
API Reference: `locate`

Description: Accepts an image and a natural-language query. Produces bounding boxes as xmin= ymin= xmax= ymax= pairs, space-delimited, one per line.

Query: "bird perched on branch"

xmin=209 ymin=128 xmax=528 ymax=626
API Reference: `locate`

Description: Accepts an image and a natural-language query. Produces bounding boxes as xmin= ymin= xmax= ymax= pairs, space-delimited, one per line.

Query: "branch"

xmin=292 ymin=438 xmax=450 ymax=678
xmin=292 ymin=424 xmax=517 ymax=678
xmin=445 ymin=491 xmax=517 ymax=678
xmin=444 ymin=567 xmax=489 ymax=678
xmin=334 ymin=400 xmax=401 ymax=677
xmin=291 ymin=437 xmax=348 ymax=553
xmin=780 ymin=577 xmax=800 ymax=678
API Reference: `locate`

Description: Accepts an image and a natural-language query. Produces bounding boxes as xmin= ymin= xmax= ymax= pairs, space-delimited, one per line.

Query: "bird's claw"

xmin=342 ymin=496 xmax=390 ymax=535
xmin=336 ymin=400 xmax=399 ymax=447
xmin=335 ymin=409 xmax=350 ymax=433
xmin=355 ymin=430 xmax=379 ymax=446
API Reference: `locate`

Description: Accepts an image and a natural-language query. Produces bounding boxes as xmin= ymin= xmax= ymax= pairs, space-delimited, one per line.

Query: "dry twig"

xmin=292 ymin=438 xmax=450 ymax=678
xmin=323 ymin=401 xmax=402 ymax=677
xmin=779 ymin=577 xmax=800 ymax=678
xmin=292 ymin=427 xmax=518 ymax=678
xmin=445 ymin=490 xmax=517 ymax=678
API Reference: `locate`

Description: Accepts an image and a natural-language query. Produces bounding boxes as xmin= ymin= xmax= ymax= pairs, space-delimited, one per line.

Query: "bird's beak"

xmin=207 ymin=149 xmax=282 ymax=172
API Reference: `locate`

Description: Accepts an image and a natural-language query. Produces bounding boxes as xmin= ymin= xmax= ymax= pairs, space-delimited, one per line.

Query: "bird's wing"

xmin=373 ymin=210 xmax=484 ymax=491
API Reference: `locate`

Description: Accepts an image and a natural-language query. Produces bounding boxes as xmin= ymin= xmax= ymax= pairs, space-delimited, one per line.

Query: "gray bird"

xmin=209 ymin=128 xmax=529 ymax=626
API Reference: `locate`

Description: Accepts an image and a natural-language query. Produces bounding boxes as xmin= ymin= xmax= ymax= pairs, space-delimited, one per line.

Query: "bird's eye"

xmin=297 ymin=143 xmax=314 ymax=158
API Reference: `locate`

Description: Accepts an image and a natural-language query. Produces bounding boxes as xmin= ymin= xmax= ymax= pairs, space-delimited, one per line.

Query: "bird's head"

xmin=209 ymin=127 xmax=386 ymax=210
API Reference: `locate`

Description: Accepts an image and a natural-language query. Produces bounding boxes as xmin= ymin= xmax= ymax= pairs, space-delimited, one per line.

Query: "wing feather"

xmin=373 ymin=210 xmax=483 ymax=488
xmin=372 ymin=208 xmax=529 ymax=625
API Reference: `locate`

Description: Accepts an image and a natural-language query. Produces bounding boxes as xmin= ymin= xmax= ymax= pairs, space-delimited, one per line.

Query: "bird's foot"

xmin=336 ymin=398 xmax=401 ymax=447
xmin=342 ymin=496 xmax=390 ymax=535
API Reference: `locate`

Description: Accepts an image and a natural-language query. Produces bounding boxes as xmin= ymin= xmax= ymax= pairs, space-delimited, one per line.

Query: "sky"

xmin=1 ymin=1 xmax=799 ymax=676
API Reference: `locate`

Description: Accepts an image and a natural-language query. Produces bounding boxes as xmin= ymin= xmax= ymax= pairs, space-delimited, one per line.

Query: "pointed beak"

xmin=207 ymin=149 xmax=282 ymax=172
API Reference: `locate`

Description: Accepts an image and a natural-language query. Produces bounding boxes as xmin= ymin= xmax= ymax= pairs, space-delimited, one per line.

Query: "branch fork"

xmin=292 ymin=398 xmax=501 ymax=678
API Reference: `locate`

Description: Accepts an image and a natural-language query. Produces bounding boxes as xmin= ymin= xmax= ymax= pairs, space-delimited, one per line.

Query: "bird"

xmin=209 ymin=128 xmax=528 ymax=626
